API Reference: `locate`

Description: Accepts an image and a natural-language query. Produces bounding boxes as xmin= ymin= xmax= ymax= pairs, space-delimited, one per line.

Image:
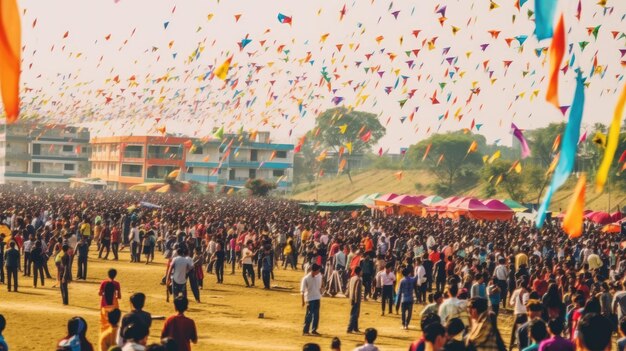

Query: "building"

xmin=184 ymin=131 xmax=294 ymax=191
xmin=0 ymin=122 xmax=91 ymax=186
xmin=90 ymin=135 xmax=189 ymax=190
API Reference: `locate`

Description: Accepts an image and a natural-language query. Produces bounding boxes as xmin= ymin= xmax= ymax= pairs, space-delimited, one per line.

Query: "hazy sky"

xmin=13 ymin=0 xmax=626 ymax=151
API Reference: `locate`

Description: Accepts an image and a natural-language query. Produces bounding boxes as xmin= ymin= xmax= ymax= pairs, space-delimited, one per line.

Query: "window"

xmin=64 ymin=164 xmax=75 ymax=171
xmin=192 ymin=147 xmax=203 ymax=155
xmin=276 ymin=150 xmax=287 ymax=158
xmin=273 ymin=170 xmax=284 ymax=177
xmin=187 ymin=167 xmax=194 ymax=174
xmin=249 ymin=169 xmax=256 ymax=179
xmin=62 ymin=145 xmax=73 ymax=152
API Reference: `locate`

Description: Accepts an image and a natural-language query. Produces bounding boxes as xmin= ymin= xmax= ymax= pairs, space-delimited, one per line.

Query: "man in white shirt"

xmin=301 ymin=263 xmax=323 ymax=336
xmin=376 ymin=262 xmax=395 ymax=316
xmin=438 ymin=283 xmax=462 ymax=323
xmin=166 ymin=248 xmax=193 ymax=300
xmin=353 ymin=328 xmax=380 ymax=351
xmin=129 ymin=223 xmax=141 ymax=263
xmin=414 ymin=257 xmax=427 ymax=303
xmin=241 ymin=241 xmax=255 ymax=287
xmin=22 ymin=234 xmax=34 ymax=276
xmin=493 ymin=257 xmax=509 ymax=309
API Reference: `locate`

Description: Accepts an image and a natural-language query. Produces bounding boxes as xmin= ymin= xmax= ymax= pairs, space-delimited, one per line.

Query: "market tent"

xmin=299 ymin=202 xmax=365 ymax=211
xmin=611 ymin=211 xmax=623 ymax=222
xmin=425 ymin=196 xmax=459 ymax=216
xmin=501 ymin=199 xmax=529 ymax=212
xmin=350 ymin=193 xmax=380 ymax=205
xmin=482 ymin=199 xmax=513 ymax=211
xmin=388 ymin=194 xmax=425 ymax=206
xmin=443 ymin=197 xmax=514 ymax=221
xmin=421 ymin=195 xmax=443 ymax=206
xmin=589 ymin=211 xmax=613 ymax=225
xmin=373 ymin=193 xmax=399 ymax=207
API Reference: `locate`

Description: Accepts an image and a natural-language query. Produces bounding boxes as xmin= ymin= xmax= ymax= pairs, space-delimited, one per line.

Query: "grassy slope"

xmin=291 ymin=169 xmax=626 ymax=212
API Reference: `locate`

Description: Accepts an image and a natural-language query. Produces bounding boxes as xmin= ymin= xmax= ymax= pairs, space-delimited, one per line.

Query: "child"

xmin=99 ymin=309 xmax=121 ymax=351
xmin=99 ymin=269 xmax=121 ymax=332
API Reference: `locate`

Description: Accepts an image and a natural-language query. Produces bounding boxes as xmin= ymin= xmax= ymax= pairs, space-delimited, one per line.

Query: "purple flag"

xmin=511 ymin=123 xmax=531 ymax=159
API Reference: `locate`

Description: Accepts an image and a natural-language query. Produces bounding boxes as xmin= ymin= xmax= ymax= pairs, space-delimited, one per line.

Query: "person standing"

xmin=117 ymin=292 xmax=152 ymax=347
xmin=161 ymin=296 xmax=198 ymax=351
xmin=214 ymin=241 xmax=225 ymax=284
xmin=99 ymin=308 xmax=121 ymax=351
xmin=31 ymin=240 xmax=45 ymax=288
xmin=260 ymin=247 xmax=273 ymax=289
xmin=347 ymin=266 xmax=363 ymax=333
xmin=76 ymin=237 xmax=89 ymax=280
xmin=22 ymin=234 xmax=34 ymax=277
xmin=98 ymin=222 xmax=111 ymax=260
xmin=60 ymin=244 xmax=71 ymax=305
xmin=166 ymin=248 xmax=193 ymax=300
xmin=4 ymin=241 xmax=19 ymax=292
xmin=0 ymin=234 xmax=5 ymax=284
xmin=433 ymin=253 xmax=447 ymax=294
xmin=129 ymin=223 xmax=140 ymax=263
xmin=377 ymin=262 xmax=396 ymax=316
xmin=301 ymin=263 xmax=323 ymax=336
xmin=493 ymin=257 xmax=509 ymax=309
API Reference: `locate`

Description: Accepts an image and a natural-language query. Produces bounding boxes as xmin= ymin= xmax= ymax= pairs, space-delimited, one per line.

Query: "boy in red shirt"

xmin=162 ymin=296 xmax=198 ymax=351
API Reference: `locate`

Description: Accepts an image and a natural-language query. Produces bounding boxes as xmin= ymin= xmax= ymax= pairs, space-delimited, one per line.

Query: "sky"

xmin=9 ymin=0 xmax=626 ymax=151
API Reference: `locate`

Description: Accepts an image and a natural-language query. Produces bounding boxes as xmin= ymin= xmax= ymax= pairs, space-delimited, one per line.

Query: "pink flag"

xmin=511 ymin=123 xmax=531 ymax=159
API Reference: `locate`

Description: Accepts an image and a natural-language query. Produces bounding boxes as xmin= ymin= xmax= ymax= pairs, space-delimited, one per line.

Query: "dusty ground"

xmin=0 ymin=249 xmax=514 ymax=351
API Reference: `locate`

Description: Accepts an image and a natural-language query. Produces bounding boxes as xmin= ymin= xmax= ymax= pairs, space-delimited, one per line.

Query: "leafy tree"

xmin=295 ymin=107 xmax=386 ymax=184
xmin=245 ymin=178 xmax=277 ymax=196
xmin=526 ymin=164 xmax=550 ymax=206
xmin=482 ymin=159 xmax=527 ymax=202
xmin=405 ymin=131 xmax=484 ymax=196
xmin=525 ymin=122 xmax=564 ymax=167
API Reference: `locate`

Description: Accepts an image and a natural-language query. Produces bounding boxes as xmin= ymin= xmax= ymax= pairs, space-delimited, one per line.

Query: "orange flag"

xmin=562 ymin=174 xmax=586 ymax=239
xmin=0 ymin=0 xmax=21 ymax=123
xmin=466 ymin=140 xmax=478 ymax=155
xmin=422 ymin=143 xmax=432 ymax=161
xmin=546 ymin=14 xmax=565 ymax=109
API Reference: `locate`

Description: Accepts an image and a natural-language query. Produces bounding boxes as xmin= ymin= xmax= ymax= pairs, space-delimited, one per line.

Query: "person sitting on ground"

xmin=353 ymin=328 xmax=379 ymax=351
xmin=575 ymin=313 xmax=612 ymax=351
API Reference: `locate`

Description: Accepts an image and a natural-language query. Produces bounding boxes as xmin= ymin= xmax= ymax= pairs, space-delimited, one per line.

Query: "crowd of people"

xmin=0 ymin=185 xmax=625 ymax=350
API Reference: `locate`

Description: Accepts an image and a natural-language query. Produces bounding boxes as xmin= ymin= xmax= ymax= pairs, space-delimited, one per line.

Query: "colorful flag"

xmin=466 ymin=140 xmax=478 ymax=155
xmin=534 ymin=0 xmax=558 ymax=40
xmin=0 ymin=0 xmax=21 ymax=123
xmin=537 ymin=72 xmax=585 ymax=228
xmin=546 ymin=15 xmax=565 ymax=109
xmin=511 ymin=123 xmax=531 ymax=158
xmin=215 ymin=56 xmax=233 ymax=80
xmin=422 ymin=143 xmax=432 ymax=161
xmin=562 ymin=174 xmax=586 ymax=238
xmin=596 ymin=83 xmax=626 ymax=192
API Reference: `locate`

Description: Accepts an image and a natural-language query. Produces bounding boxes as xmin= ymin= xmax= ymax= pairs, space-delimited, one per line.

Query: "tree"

xmin=526 ymin=164 xmax=550 ymax=206
xmin=294 ymin=107 xmax=386 ymax=184
xmin=405 ymin=131 xmax=484 ymax=196
xmin=482 ymin=160 xmax=527 ymax=202
xmin=525 ymin=122 xmax=564 ymax=167
xmin=245 ymin=178 xmax=277 ymax=196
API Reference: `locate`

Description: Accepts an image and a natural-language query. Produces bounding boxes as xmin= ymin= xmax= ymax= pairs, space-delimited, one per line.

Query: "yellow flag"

xmin=562 ymin=174 xmax=586 ymax=238
xmin=596 ymin=84 xmax=626 ymax=192
xmin=482 ymin=155 xmax=489 ymax=164
xmin=338 ymin=124 xmax=348 ymax=134
xmin=316 ymin=150 xmax=327 ymax=162
xmin=592 ymin=132 xmax=607 ymax=148
xmin=495 ymin=174 xmax=503 ymax=186
xmin=488 ymin=150 xmax=501 ymax=164
xmin=546 ymin=153 xmax=559 ymax=175
xmin=466 ymin=140 xmax=478 ymax=155
xmin=514 ymin=162 xmax=522 ymax=174
xmin=215 ymin=56 xmax=233 ymax=80
xmin=345 ymin=142 xmax=352 ymax=154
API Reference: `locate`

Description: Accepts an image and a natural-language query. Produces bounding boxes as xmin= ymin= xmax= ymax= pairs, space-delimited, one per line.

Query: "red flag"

xmin=360 ymin=130 xmax=372 ymax=142
xmin=619 ymin=150 xmax=626 ymax=164
xmin=546 ymin=14 xmax=565 ymax=109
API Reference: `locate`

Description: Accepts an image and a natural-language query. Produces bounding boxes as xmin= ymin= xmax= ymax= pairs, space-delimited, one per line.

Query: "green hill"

xmin=291 ymin=169 xmax=626 ymax=213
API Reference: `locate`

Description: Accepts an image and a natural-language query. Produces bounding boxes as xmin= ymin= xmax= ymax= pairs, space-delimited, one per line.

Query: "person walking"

xmin=129 ymin=222 xmax=141 ymax=263
xmin=260 ymin=247 xmax=273 ymax=289
xmin=241 ymin=241 xmax=255 ymax=287
xmin=347 ymin=266 xmax=363 ymax=333
xmin=98 ymin=222 xmax=111 ymax=260
xmin=60 ymin=244 xmax=71 ymax=305
xmin=4 ymin=241 xmax=19 ymax=292
xmin=22 ymin=234 xmax=34 ymax=277
xmin=398 ymin=267 xmax=417 ymax=330
xmin=110 ymin=224 xmax=120 ymax=261
xmin=377 ymin=262 xmax=396 ymax=316
xmin=214 ymin=240 xmax=225 ymax=284
xmin=301 ymin=263 xmax=323 ymax=336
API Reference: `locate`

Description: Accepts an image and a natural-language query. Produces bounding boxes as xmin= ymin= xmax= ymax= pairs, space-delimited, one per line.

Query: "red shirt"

xmin=111 ymin=228 xmax=120 ymax=243
xmin=533 ymin=278 xmax=548 ymax=297
xmin=429 ymin=251 xmax=440 ymax=263
xmin=99 ymin=280 xmax=121 ymax=308
xmin=161 ymin=314 xmax=197 ymax=351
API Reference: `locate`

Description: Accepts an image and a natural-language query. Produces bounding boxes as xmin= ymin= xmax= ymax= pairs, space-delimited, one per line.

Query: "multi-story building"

xmin=184 ymin=131 xmax=294 ymax=191
xmin=90 ymin=136 xmax=189 ymax=190
xmin=0 ymin=122 xmax=91 ymax=186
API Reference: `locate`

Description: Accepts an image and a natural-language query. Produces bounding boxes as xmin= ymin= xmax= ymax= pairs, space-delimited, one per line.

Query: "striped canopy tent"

xmin=386 ymin=194 xmax=427 ymax=216
xmin=373 ymin=193 xmax=399 ymax=207
xmin=350 ymin=193 xmax=381 ymax=206
xmin=421 ymin=195 xmax=444 ymax=206
xmin=441 ymin=197 xmax=515 ymax=221
xmin=425 ymin=196 xmax=460 ymax=217
xmin=602 ymin=218 xmax=626 ymax=233
xmin=610 ymin=211 xmax=623 ymax=222
xmin=501 ymin=199 xmax=529 ymax=212
xmin=588 ymin=211 xmax=613 ymax=225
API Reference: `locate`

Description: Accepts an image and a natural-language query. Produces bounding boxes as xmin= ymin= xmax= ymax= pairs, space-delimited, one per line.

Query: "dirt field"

xmin=0 ymin=249 xmax=514 ymax=351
